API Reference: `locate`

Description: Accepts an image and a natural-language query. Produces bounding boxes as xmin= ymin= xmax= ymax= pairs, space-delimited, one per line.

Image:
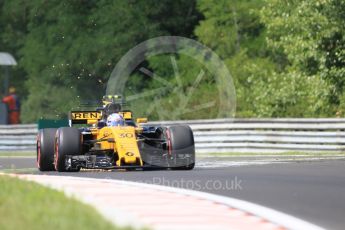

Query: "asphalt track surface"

xmin=1 ymin=156 xmax=345 ymax=230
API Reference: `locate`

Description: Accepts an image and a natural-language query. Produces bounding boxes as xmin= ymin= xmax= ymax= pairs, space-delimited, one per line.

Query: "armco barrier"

xmin=149 ymin=118 xmax=345 ymax=153
xmin=0 ymin=124 xmax=37 ymax=151
xmin=1 ymin=119 xmax=345 ymax=153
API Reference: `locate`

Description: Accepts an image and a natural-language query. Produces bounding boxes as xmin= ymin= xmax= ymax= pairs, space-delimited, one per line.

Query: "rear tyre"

xmin=166 ymin=125 xmax=195 ymax=170
xmin=37 ymin=128 xmax=57 ymax=171
xmin=54 ymin=127 xmax=82 ymax=172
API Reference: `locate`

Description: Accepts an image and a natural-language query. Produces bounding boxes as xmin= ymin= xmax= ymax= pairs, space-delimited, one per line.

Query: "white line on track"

xmin=2 ymin=173 xmax=325 ymax=230
xmin=196 ymin=160 xmax=283 ymax=168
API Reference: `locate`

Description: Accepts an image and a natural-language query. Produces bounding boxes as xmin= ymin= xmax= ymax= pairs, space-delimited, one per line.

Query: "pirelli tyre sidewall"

xmin=54 ymin=127 xmax=82 ymax=172
xmin=37 ymin=128 xmax=57 ymax=171
xmin=166 ymin=125 xmax=195 ymax=170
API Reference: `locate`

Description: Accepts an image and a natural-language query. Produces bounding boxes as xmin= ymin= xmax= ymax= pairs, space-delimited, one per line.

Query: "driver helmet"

xmin=106 ymin=113 xmax=125 ymax=126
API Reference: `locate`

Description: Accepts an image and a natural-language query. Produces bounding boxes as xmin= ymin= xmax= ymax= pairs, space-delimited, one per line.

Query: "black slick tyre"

xmin=54 ymin=127 xmax=82 ymax=172
xmin=37 ymin=128 xmax=57 ymax=171
xmin=166 ymin=125 xmax=195 ymax=170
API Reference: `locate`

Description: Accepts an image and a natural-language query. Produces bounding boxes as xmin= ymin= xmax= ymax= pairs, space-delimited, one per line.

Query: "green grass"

xmin=0 ymin=152 xmax=35 ymax=157
xmin=0 ymin=175 xmax=130 ymax=230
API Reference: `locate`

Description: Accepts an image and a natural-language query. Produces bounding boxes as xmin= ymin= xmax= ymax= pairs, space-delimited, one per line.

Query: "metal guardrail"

xmin=149 ymin=119 xmax=345 ymax=153
xmin=1 ymin=119 xmax=345 ymax=153
xmin=0 ymin=124 xmax=37 ymax=151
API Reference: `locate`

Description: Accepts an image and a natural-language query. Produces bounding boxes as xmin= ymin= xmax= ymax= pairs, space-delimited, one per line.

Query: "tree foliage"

xmin=195 ymin=0 xmax=344 ymax=117
xmin=261 ymin=0 xmax=345 ymax=116
xmin=1 ymin=0 xmax=200 ymax=122
xmin=0 ymin=0 xmax=344 ymax=122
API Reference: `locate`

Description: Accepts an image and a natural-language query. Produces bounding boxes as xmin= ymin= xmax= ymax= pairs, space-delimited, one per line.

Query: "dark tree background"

xmin=0 ymin=0 xmax=344 ymax=122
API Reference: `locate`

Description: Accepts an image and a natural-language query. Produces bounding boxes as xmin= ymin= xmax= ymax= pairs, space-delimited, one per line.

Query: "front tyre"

xmin=54 ymin=127 xmax=82 ymax=172
xmin=37 ymin=128 xmax=57 ymax=171
xmin=166 ymin=125 xmax=195 ymax=170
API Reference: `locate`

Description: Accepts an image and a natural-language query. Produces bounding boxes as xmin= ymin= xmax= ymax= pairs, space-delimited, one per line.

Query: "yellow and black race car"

xmin=37 ymin=95 xmax=195 ymax=172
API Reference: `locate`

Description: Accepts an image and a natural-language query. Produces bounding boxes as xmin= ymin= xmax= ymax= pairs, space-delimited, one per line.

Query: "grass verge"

xmin=0 ymin=152 xmax=35 ymax=157
xmin=0 ymin=175 xmax=130 ymax=230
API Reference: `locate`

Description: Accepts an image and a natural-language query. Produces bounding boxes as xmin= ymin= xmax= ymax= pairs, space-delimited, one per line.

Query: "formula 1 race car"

xmin=37 ymin=95 xmax=195 ymax=172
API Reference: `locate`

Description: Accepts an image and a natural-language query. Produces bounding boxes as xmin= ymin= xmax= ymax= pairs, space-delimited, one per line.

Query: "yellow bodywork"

xmin=70 ymin=105 xmax=148 ymax=167
xmin=94 ymin=126 xmax=143 ymax=166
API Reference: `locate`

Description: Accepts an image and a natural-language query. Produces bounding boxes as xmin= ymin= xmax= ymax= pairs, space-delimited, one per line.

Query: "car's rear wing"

xmin=69 ymin=110 xmax=133 ymax=126
xmin=69 ymin=111 xmax=102 ymax=125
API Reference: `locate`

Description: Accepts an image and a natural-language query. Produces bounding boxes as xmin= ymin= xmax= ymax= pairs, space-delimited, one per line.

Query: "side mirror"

xmin=136 ymin=118 xmax=148 ymax=123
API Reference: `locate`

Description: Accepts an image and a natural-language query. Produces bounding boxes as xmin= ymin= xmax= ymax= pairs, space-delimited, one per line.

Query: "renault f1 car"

xmin=37 ymin=95 xmax=195 ymax=172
